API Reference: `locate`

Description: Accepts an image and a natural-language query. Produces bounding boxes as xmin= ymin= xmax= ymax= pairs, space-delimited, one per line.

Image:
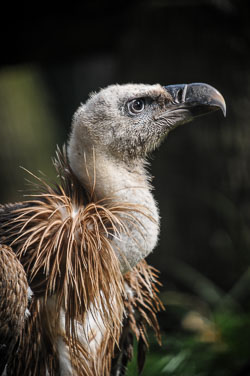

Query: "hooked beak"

xmin=163 ymin=83 xmax=226 ymax=129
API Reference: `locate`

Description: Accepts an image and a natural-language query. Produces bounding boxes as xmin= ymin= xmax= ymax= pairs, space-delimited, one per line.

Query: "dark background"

xmin=1 ymin=1 xmax=250 ymax=374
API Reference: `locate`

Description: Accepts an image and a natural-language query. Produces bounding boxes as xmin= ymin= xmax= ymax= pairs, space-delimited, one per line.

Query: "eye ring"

xmin=127 ymin=98 xmax=145 ymax=115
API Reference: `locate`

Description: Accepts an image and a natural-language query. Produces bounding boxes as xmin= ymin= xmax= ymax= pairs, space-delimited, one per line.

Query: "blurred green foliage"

xmin=127 ymin=261 xmax=250 ymax=375
xmin=0 ymin=67 xmax=59 ymax=201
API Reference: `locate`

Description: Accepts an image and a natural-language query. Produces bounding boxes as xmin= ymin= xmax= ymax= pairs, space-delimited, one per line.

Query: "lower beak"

xmin=164 ymin=83 xmax=226 ymax=119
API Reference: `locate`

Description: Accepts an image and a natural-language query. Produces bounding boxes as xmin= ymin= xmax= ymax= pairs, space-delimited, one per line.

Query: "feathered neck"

xmin=67 ymin=141 xmax=160 ymax=273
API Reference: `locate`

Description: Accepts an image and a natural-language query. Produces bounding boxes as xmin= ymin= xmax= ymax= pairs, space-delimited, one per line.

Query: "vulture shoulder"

xmin=0 ymin=244 xmax=29 ymax=375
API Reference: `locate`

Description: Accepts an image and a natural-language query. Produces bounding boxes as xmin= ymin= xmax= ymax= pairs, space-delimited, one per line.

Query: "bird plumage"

xmin=0 ymin=147 xmax=162 ymax=375
xmin=0 ymin=244 xmax=29 ymax=375
xmin=0 ymin=82 xmax=225 ymax=375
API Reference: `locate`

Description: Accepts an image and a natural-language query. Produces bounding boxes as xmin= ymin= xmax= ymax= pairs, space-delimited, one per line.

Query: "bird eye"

xmin=127 ymin=98 xmax=145 ymax=115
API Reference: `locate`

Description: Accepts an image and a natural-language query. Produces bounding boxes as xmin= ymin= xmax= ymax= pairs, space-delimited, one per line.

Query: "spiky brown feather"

xmin=0 ymin=147 xmax=163 ymax=375
xmin=111 ymin=261 xmax=164 ymax=375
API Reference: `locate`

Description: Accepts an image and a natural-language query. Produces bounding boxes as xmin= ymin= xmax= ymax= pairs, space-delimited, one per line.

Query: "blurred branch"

xmin=217 ymin=267 xmax=250 ymax=309
xmin=164 ymin=257 xmax=241 ymax=309
xmin=165 ymin=257 xmax=223 ymax=305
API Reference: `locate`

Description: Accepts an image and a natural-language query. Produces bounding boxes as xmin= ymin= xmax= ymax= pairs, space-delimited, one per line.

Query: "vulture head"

xmin=67 ymin=83 xmax=226 ymax=272
xmin=69 ymin=82 xmax=226 ymax=164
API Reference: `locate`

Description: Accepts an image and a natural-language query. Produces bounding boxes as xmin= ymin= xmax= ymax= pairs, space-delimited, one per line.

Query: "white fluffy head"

xmin=68 ymin=83 xmax=174 ymax=165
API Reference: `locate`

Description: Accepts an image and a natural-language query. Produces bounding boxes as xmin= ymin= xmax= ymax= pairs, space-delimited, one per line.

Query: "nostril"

xmin=177 ymin=84 xmax=188 ymax=103
xmin=177 ymin=89 xmax=183 ymax=103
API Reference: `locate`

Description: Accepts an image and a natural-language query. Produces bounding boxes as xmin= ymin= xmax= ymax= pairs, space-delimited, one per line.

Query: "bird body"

xmin=0 ymin=83 xmax=225 ymax=375
xmin=0 ymin=148 xmax=162 ymax=376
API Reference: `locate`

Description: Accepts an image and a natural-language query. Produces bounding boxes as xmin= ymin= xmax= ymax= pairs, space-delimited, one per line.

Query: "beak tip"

xmin=213 ymin=87 xmax=226 ymax=117
xmin=216 ymin=100 xmax=226 ymax=117
xmin=222 ymin=101 xmax=227 ymax=117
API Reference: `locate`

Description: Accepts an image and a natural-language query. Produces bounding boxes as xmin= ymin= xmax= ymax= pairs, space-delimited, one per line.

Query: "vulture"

xmin=0 ymin=82 xmax=226 ymax=376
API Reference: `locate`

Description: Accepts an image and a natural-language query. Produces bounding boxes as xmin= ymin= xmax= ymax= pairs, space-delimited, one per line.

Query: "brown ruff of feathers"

xmin=0 ymin=245 xmax=29 ymax=375
xmin=0 ymin=146 xmax=163 ymax=376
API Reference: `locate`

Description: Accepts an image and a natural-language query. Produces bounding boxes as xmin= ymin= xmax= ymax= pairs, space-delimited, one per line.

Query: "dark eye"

xmin=127 ymin=98 xmax=145 ymax=115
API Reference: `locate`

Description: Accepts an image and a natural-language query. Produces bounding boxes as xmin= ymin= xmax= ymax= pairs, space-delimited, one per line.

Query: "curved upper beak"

xmin=164 ymin=83 xmax=226 ymax=121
